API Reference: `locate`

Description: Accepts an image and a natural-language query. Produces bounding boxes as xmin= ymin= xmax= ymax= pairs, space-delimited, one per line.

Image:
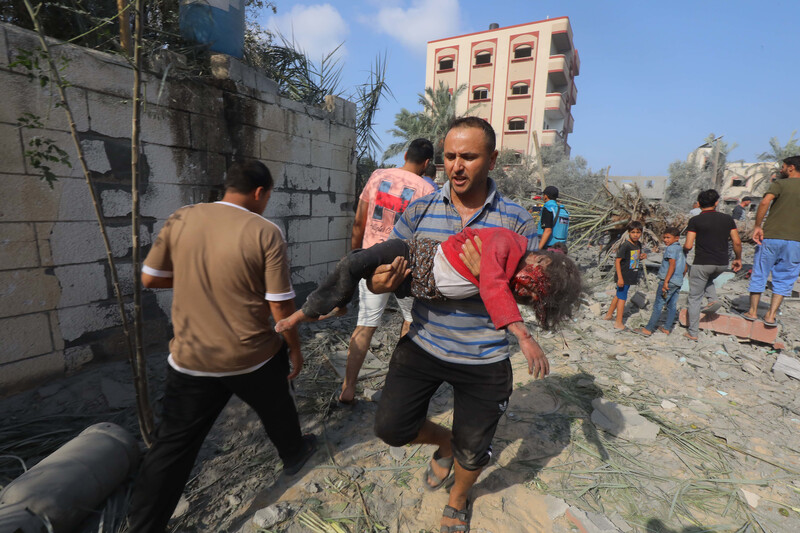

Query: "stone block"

xmin=54 ymin=262 xmax=108 ymax=307
xmin=0 ymin=314 xmax=54 ymax=364
xmin=772 ymin=354 xmax=800 ymax=380
xmin=279 ymin=97 xmax=307 ymax=115
xmin=291 ymin=263 xmax=328 ymax=286
xmin=64 ymin=345 xmax=93 ymax=373
xmin=342 ymin=99 xmax=357 ymax=127
xmin=80 ymin=139 xmax=112 ymax=174
xmin=0 ymin=73 xmax=90 ymax=133
xmin=58 ymin=44 xmax=134 ymax=98
xmin=289 ymin=242 xmax=310 ymax=267
xmin=0 ymin=352 xmax=64 ymax=396
xmin=19 ymin=128 xmax=82 ymax=179
xmin=254 ymin=72 xmax=279 ymax=95
xmin=49 ymin=221 xmax=149 ymax=264
xmin=57 ymin=177 xmax=99 ymax=220
xmin=144 ymin=144 xmax=226 ymax=186
xmin=308 ymin=239 xmax=347 ymax=265
xmin=144 ymin=79 xmax=223 ymax=116
xmin=0 ymin=223 xmax=39 ymax=270
xmin=328 ymin=169 xmax=355 ymax=195
xmin=210 ymin=54 xmax=254 ymax=87
xmin=253 ymin=104 xmax=286 ymax=133
xmin=141 ymin=106 xmax=192 ymax=148
xmin=36 ymin=223 xmax=54 ymax=266
xmin=328 ymin=216 xmax=352 ymax=241
xmin=330 ymin=146 xmax=355 ymax=173
xmin=260 ymin=130 xmax=311 ymax=165
xmin=264 ymin=191 xmax=310 ymax=218
xmin=329 ymin=124 xmax=356 ymax=149
xmin=188 ymin=113 xmax=232 ymax=154
xmin=101 ymin=189 xmax=132 ymax=217
xmin=590 ymin=398 xmax=660 ymax=442
xmin=141 ymin=183 xmax=188 ymax=219
xmin=0 ymin=268 xmax=61 ymax=318
xmin=283 ymin=164 xmax=323 ymax=192
xmin=287 ymin=218 xmax=328 ymax=243
xmin=311 ymin=193 xmax=350 ymax=217
xmin=0 ymin=123 xmax=25 ymax=174
xmin=310 ymin=140 xmax=334 ymax=169
xmin=57 ymin=301 xmax=124 ymax=342
xmin=677 ymin=310 xmax=779 ymax=344
xmin=286 ymin=111 xmax=314 ymax=139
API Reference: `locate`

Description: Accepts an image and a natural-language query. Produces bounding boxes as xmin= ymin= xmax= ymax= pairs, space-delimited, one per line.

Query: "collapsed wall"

xmin=0 ymin=22 xmax=357 ymax=394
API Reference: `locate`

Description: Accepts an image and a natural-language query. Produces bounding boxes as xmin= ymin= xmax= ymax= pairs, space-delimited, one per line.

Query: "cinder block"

xmin=0 ymin=352 xmax=65 ymax=396
xmin=0 ymin=73 xmax=90 ymax=133
xmin=283 ymin=164 xmax=323 ymax=192
xmin=0 ymin=24 xmax=8 ymax=67
xmin=188 ymin=113 xmax=231 ymax=154
xmin=87 ymin=92 xmax=133 ymax=139
xmin=329 ymin=124 xmax=356 ymax=149
xmin=80 ymin=139 xmax=112 ymax=174
xmin=36 ymin=222 xmax=55 ymax=267
xmin=311 ymin=193 xmax=350 ymax=217
xmin=144 ymin=79 xmax=223 ymax=116
xmin=141 ymin=106 xmax=192 ymax=148
xmin=330 ymin=146 xmax=355 ymax=173
xmin=253 ymin=104 xmax=286 ymax=132
xmin=291 ymin=263 xmax=329 ymax=286
xmin=254 ymin=72 xmax=279 ymax=95
xmin=56 ymin=300 xmax=126 ymax=342
xmin=144 ymin=144 xmax=226 ymax=186
xmin=49 ymin=310 xmax=64 ymax=350
xmin=0 ymin=314 xmax=54 ymax=364
xmin=308 ymin=238 xmax=347 ymax=265
xmin=289 ymin=242 xmax=311 ymax=267
xmin=0 ymin=223 xmax=39 ymax=270
xmin=329 ymin=169 xmax=356 ymax=195
xmin=263 ymin=191 xmax=310 ymax=218
xmin=286 ymin=112 xmax=313 ymax=139
xmin=64 ymin=345 xmax=94 ymax=373
xmin=0 ymin=268 xmax=61 ymax=318
xmin=49 ymin=221 xmax=149 ymax=264
xmin=141 ymin=183 xmax=188 ymax=219
xmin=54 ymin=262 xmax=108 ymax=307
xmin=58 ymin=44 xmax=134 ymax=98
xmin=310 ymin=140 xmax=334 ymax=170
xmin=19 ymin=127 xmax=82 ymax=179
xmin=101 ymin=189 xmax=132 ymax=217
xmin=287 ymin=218 xmax=328 ymax=243
xmin=0 ymin=123 xmax=25 ymax=174
xmin=342 ymin=100 xmax=357 ymax=127
xmin=57 ymin=177 xmax=99 ymax=220
xmin=260 ymin=130 xmax=311 ymax=165
xmin=328 ymin=216 xmax=352 ymax=241
xmin=279 ymin=97 xmax=307 ymax=115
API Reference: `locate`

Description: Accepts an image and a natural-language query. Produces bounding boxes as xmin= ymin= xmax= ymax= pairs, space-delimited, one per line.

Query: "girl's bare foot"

xmin=275 ymin=309 xmax=307 ymax=332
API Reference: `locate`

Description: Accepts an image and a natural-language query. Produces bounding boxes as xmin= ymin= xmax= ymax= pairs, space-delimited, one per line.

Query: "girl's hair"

xmin=512 ymin=251 xmax=583 ymax=330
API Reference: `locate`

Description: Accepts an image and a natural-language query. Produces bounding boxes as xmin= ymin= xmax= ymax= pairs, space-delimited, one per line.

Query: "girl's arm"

xmin=507 ymin=321 xmax=549 ymax=378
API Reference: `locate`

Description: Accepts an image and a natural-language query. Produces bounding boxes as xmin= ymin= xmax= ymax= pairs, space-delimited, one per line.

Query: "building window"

xmin=472 ymin=87 xmax=489 ymax=100
xmin=731 ymin=178 xmax=745 ymax=187
xmin=508 ymin=118 xmax=526 ymax=131
xmin=474 ymin=51 xmax=492 ymax=65
xmin=646 ymin=180 xmax=654 ymax=188
xmin=511 ymin=82 xmax=529 ymax=95
xmin=438 ymin=57 xmax=454 ymax=70
xmin=514 ymin=45 xmax=532 ymax=59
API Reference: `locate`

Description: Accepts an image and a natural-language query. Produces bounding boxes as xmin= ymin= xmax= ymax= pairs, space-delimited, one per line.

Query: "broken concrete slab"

xmin=740 ymin=488 xmax=761 ymax=509
xmin=678 ymin=310 xmax=779 ymax=345
xmin=590 ymin=398 xmax=660 ymax=442
xmin=542 ymin=494 xmax=569 ymax=520
xmin=252 ymin=502 xmax=290 ymax=529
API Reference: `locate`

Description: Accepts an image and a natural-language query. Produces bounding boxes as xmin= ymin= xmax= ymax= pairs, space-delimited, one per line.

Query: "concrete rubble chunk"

xmin=620 ymin=372 xmax=635 ymax=385
xmin=389 ymin=446 xmax=406 ymax=462
xmin=740 ymin=488 xmax=761 ymax=509
xmin=661 ymin=399 xmax=677 ymax=410
xmin=252 ymin=503 xmax=290 ymax=529
xmin=772 ymin=354 xmax=800 ymax=380
xmin=590 ymin=398 xmax=660 ymax=442
xmin=171 ymin=495 xmax=189 ymax=519
xmin=542 ymin=494 xmax=569 ymax=520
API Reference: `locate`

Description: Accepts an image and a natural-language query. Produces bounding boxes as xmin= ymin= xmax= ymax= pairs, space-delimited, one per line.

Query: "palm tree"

xmin=758 ymin=131 xmax=799 ymax=163
xmin=383 ymin=81 xmax=478 ymax=162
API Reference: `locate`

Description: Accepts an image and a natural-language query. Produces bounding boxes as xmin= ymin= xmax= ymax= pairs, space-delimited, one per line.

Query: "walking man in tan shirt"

xmin=125 ymin=161 xmax=316 ymax=532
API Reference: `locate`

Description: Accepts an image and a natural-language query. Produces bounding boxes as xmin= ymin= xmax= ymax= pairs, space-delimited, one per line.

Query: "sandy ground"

xmin=3 ymin=248 xmax=800 ymax=532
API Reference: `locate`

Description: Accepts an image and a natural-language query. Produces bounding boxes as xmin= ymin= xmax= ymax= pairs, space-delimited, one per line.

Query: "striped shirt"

xmin=392 ymin=178 xmax=537 ymax=364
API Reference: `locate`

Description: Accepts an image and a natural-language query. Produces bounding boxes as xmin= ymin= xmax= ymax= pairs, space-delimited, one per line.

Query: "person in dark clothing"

xmin=731 ymin=197 xmax=752 ymax=221
xmin=683 ymin=189 xmax=742 ymax=340
xmin=603 ymin=221 xmax=646 ymax=330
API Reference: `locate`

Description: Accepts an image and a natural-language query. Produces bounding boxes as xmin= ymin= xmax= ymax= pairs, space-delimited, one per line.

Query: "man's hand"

xmin=731 ymin=259 xmax=742 ymax=272
xmin=752 ymin=226 xmax=764 ymax=245
xmin=366 ymin=256 xmax=409 ymax=294
xmin=459 ymin=235 xmax=483 ymax=278
xmin=287 ymin=348 xmax=304 ymax=380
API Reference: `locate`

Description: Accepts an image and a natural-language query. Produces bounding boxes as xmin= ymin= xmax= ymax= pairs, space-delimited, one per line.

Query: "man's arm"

xmin=752 ymin=194 xmax=775 ymax=245
xmin=729 ymin=228 xmax=742 ymax=272
xmin=683 ymin=231 xmax=696 ymax=253
xmin=269 ymin=299 xmax=303 ymax=380
xmin=142 ymin=272 xmax=173 ymax=289
xmin=351 ymin=199 xmax=368 ymax=250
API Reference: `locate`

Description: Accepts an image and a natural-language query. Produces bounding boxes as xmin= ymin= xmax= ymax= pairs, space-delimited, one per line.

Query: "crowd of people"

xmin=122 ymin=113 xmax=800 ymax=532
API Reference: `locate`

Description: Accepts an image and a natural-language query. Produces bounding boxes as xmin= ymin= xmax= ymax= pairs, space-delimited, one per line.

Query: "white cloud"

xmin=267 ymin=4 xmax=349 ymax=60
xmin=370 ymin=0 xmax=461 ymax=52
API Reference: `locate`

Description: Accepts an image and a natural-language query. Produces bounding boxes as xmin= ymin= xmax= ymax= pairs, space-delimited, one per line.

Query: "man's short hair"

xmin=697 ymin=189 xmax=720 ymax=208
xmin=424 ymin=162 xmax=437 ymax=178
xmin=783 ymin=155 xmax=800 ymax=170
xmin=543 ymin=185 xmax=559 ymax=200
xmin=627 ymin=220 xmax=643 ymax=232
xmin=449 ymin=116 xmax=496 ymax=152
xmin=406 ymin=138 xmax=434 ymax=164
xmin=664 ymin=226 xmax=680 ymax=237
xmin=741 ymin=197 xmax=752 ymax=204
xmin=224 ymin=161 xmax=273 ymax=193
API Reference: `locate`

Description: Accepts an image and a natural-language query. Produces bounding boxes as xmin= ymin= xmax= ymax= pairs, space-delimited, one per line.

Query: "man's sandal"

xmin=423 ymin=450 xmax=454 ymax=491
xmin=440 ymin=504 xmax=470 ymax=533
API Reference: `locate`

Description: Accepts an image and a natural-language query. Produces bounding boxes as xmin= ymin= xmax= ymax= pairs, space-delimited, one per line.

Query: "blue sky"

xmin=259 ymin=0 xmax=800 ymax=176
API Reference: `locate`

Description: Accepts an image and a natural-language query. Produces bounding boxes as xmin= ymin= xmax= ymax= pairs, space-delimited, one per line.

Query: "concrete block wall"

xmin=0 ymin=23 xmax=357 ymax=394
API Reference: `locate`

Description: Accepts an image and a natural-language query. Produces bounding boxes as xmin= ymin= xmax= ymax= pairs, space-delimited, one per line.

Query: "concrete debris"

xmin=304 ymin=481 xmax=321 ymax=493
xmin=589 ymin=302 xmax=603 ymax=316
xmin=171 ymin=495 xmax=189 ymax=519
xmin=252 ymin=503 xmax=291 ymax=529
xmin=608 ymin=511 xmax=633 ymax=532
xmin=566 ymin=506 xmax=619 ymax=533
xmin=363 ymin=388 xmax=382 ymax=402
xmin=590 ymin=398 xmax=660 ymax=442
xmin=772 ymin=354 xmax=800 ymax=380
xmin=617 ymin=384 xmax=633 ymax=396
xmin=389 ymin=446 xmax=406 ymax=462
xmin=542 ymin=494 xmax=569 ymax=520
xmin=660 ymin=400 xmax=677 ymax=410
xmin=619 ymin=372 xmax=635 ymax=386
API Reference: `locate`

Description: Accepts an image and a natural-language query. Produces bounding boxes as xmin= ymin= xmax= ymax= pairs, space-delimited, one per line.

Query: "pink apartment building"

xmin=426 ymin=18 xmax=579 ymax=157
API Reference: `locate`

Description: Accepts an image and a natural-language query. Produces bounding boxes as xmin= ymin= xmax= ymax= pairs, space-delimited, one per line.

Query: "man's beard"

xmin=778 ymin=169 xmax=789 ymax=179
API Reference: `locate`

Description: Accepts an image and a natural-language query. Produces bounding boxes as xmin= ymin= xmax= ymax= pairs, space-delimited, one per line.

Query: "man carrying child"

xmin=636 ymin=226 xmax=685 ymax=336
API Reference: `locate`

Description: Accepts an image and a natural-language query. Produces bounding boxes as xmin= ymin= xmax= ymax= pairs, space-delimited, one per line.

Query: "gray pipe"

xmin=0 ymin=422 xmax=140 ymax=532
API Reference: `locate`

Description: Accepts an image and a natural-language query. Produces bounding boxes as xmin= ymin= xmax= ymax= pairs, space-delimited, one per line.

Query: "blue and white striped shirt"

xmin=392 ymin=178 xmax=537 ymax=364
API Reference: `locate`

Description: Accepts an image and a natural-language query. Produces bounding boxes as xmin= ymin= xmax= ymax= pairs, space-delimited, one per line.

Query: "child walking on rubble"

xmin=276 ymin=227 xmax=582 ymax=374
xmin=636 ymin=226 xmax=685 ymax=336
xmin=603 ymin=221 xmax=647 ymax=330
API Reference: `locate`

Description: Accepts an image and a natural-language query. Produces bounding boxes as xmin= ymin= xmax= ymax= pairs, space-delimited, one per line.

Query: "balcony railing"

xmin=548 ymin=55 xmax=569 ymax=86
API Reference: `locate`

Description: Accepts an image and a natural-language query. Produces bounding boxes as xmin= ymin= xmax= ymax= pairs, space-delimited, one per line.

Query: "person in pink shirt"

xmin=276 ymin=227 xmax=582 ymax=371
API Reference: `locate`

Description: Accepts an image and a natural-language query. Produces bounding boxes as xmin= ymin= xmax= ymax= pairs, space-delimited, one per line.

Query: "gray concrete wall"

xmin=0 ymin=23 xmax=357 ymax=394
